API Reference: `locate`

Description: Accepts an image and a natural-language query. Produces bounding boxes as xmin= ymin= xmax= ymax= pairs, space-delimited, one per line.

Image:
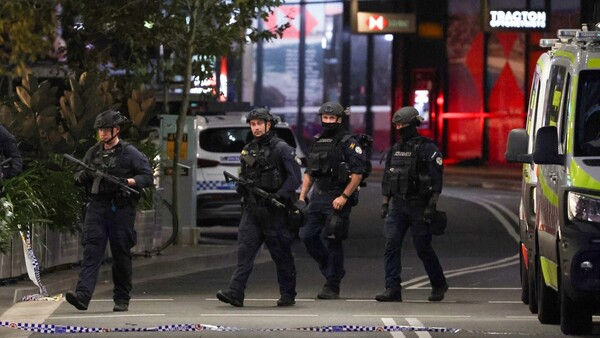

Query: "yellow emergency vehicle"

xmin=506 ymin=27 xmax=600 ymax=335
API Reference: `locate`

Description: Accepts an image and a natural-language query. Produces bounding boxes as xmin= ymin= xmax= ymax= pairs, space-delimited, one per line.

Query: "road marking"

xmin=92 ymin=298 xmax=174 ymax=302
xmin=49 ymin=314 xmax=165 ymax=320
xmin=406 ymin=318 xmax=431 ymax=338
xmin=381 ymin=318 xmax=405 ymax=338
xmin=361 ymin=315 xmax=470 ymax=318
xmin=206 ymin=298 xmax=315 ymax=302
xmin=489 ymin=300 xmax=522 ymax=304
xmin=200 ymin=313 xmax=318 ymax=317
xmin=0 ymin=301 xmax=62 ymax=338
xmin=400 ymin=192 xmax=520 ymax=290
xmin=347 ymin=299 xmax=457 ymax=303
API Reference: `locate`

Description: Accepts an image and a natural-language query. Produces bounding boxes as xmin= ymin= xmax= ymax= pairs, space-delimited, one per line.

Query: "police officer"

xmin=299 ymin=102 xmax=367 ymax=299
xmin=376 ymin=106 xmax=447 ymax=302
xmin=66 ymin=110 xmax=153 ymax=312
xmin=0 ymin=125 xmax=22 ymax=178
xmin=216 ymin=108 xmax=301 ymax=307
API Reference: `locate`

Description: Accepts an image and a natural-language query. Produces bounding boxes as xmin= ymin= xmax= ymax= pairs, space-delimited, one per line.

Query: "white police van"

xmin=506 ymin=27 xmax=600 ymax=334
xmin=196 ymin=113 xmax=305 ymax=226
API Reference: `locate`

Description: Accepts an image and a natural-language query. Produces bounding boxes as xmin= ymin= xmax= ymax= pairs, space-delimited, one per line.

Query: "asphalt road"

xmin=3 ymin=183 xmax=586 ymax=337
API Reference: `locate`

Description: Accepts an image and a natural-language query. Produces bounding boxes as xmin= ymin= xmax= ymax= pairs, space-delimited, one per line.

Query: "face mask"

xmin=399 ymin=125 xmax=418 ymax=140
xmin=322 ymin=122 xmax=343 ymax=135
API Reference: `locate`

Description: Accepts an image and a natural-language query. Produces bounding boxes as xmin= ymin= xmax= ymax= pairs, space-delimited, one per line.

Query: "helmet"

xmin=392 ymin=106 xmax=422 ymax=125
xmin=318 ymin=102 xmax=346 ymax=117
xmin=94 ymin=110 xmax=128 ymax=129
xmin=246 ymin=108 xmax=277 ymax=126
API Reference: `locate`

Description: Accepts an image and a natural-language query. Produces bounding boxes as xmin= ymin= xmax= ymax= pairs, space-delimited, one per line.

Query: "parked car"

xmin=195 ymin=113 xmax=305 ymax=226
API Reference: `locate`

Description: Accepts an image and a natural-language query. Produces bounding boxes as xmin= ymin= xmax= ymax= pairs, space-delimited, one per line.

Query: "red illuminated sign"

xmin=355 ymin=12 xmax=415 ymax=34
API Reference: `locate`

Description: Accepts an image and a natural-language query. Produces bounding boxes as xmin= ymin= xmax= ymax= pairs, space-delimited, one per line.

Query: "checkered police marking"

xmin=0 ymin=321 xmax=472 ymax=334
xmin=197 ymin=180 xmax=236 ymax=191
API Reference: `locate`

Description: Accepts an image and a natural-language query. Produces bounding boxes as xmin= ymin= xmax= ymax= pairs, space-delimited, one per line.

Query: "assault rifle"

xmin=223 ymin=170 xmax=285 ymax=208
xmin=64 ymin=154 xmax=139 ymax=196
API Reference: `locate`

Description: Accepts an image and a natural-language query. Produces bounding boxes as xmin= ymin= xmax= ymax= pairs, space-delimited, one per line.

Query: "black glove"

xmin=74 ymin=170 xmax=92 ymax=183
xmin=381 ymin=203 xmax=389 ymax=219
xmin=235 ymin=183 xmax=247 ymax=195
xmin=294 ymin=200 xmax=307 ymax=213
xmin=424 ymin=203 xmax=436 ymax=223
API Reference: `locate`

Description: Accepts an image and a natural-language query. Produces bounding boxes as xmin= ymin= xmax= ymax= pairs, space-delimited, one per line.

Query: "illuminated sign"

xmin=484 ymin=9 xmax=549 ymax=31
xmin=355 ymin=12 xmax=416 ymax=34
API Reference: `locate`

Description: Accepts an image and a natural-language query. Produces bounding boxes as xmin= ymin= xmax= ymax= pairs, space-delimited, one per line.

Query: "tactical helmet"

xmin=392 ymin=106 xmax=422 ymax=125
xmin=94 ymin=110 xmax=128 ymax=129
xmin=246 ymin=108 xmax=276 ymax=125
xmin=318 ymin=102 xmax=346 ymax=117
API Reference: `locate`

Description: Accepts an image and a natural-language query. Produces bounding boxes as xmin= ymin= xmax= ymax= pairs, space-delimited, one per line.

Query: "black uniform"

xmin=0 ymin=125 xmax=22 ymax=178
xmin=381 ymin=133 xmax=446 ymax=293
xmin=225 ymin=131 xmax=301 ymax=303
xmin=73 ymin=141 xmax=152 ymax=308
xmin=300 ymin=129 xmax=367 ymax=295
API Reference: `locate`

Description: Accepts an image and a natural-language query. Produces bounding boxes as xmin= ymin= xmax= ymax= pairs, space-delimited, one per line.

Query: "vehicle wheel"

xmin=520 ymin=246 xmax=529 ymax=305
xmin=527 ymin=256 xmax=538 ymax=314
xmin=537 ymin=262 xmax=559 ymax=324
xmin=560 ymin=286 xmax=592 ymax=335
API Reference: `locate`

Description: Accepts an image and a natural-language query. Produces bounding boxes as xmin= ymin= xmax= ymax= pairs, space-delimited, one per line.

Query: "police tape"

xmin=0 ymin=321 xmax=463 ymax=334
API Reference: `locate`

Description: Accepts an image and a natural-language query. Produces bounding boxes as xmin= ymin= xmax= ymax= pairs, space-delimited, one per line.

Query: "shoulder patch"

xmin=294 ymin=156 xmax=302 ymax=166
xmin=436 ymin=157 xmax=443 ymax=166
xmin=355 ymin=146 xmax=363 ymax=154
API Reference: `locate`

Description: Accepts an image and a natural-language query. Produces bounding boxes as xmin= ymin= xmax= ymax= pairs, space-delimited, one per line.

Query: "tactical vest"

xmin=241 ymin=138 xmax=284 ymax=193
xmin=307 ymin=132 xmax=349 ymax=190
xmin=384 ymin=137 xmax=433 ymax=198
xmin=88 ymin=142 xmax=131 ymax=195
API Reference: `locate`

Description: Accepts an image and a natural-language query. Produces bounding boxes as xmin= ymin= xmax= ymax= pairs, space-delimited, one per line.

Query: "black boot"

xmin=277 ymin=295 xmax=296 ymax=307
xmin=65 ymin=291 xmax=88 ymax=311
xmin=375 ymin=288 xmax=402 ymax=302
xmin=428 ymin=283 xmax=449 ymax=302
xmin=317 ymin=285 xmax=339 ymax=299
xmin=216 ymin=289 xmax=244 ymax=307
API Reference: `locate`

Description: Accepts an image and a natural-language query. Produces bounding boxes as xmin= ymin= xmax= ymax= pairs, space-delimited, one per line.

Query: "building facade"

xmin=230 ymin=0 xmax=582 ymax=164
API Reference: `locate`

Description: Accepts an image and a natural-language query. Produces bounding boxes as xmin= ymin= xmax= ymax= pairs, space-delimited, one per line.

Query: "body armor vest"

xmin=307 ymin=132 xmax=349 ymax=190
xmin=385 ymin=137 xmax=432 ymax=198
xmin=307 ymin=132 xmax=349 ymax=176
xmin=89 ymin=142 xmax=130 ymax=195
xmin=241 ymin=138 xmax=284 ymax=193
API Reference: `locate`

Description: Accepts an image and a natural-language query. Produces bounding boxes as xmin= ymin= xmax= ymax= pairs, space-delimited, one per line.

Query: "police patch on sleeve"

xmin=436 ymin=156 xmax=443 ymax=166
xmin=294 ymin=156 xmax=302 ymax=166
xmin=355 ymin=146 xmax=363 ymax=155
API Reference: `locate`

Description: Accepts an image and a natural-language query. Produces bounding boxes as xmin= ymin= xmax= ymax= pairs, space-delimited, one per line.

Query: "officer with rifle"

xmin=216 ymin=108 xmax=302 ymax=307
xmin=65 ymin=110 xmax=153 ymax=312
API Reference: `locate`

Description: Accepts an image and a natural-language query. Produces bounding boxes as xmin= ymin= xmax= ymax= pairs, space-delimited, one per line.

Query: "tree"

xmin=0 ymin=1 xmax=57 ymax=96
xmin=1 ymin=0 xmax=290 ymax=244
xmin=57 ymin=0 xmax=290 ymax=242
xmin=153 ymin=0 xmax=288 ymax=242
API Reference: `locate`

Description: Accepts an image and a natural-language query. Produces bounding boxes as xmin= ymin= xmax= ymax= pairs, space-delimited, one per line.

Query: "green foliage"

xmin=58 ymin=72 xmax=121 ymax=156
xmin=12 ymin=73 xmax=63 ymax=158
xmin=30 ymin=158 xmax=85 ymax=235
xmin=0 ymin=1 xmax=57 ymax=78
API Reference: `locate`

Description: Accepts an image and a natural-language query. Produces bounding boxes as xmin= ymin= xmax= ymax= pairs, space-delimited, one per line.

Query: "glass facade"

xmin=254 ymin=1 xmax=393 ymax=153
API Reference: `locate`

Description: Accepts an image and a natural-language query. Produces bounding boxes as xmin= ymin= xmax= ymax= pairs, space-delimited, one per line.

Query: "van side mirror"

xmin=505 ymin=128 xmax=531 ymax=163
xmin=533 ymin=126 xmax=565 ymax=165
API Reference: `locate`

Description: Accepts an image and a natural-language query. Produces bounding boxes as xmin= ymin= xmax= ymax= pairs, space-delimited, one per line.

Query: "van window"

xmin=200 ymin=127 xmax=298 ymax=153
xmin=544 ymin=65 xmax=567 ymax=127
xmin=526 ymin=69 xmax=541 ymax=136
xmin=575 ymin=70 xmax=600 ymax=156
xmin=558 ymin=73 xmax=571 ymax=152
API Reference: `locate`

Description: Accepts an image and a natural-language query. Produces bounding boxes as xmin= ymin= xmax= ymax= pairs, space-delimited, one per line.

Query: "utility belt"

xmin=391 ymin=193 xmax=428 ymax=206
xmin=90 ymin=193 xmax=136 ymax=208
xmin=314 ymin=178 xmax=345 ymax=194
